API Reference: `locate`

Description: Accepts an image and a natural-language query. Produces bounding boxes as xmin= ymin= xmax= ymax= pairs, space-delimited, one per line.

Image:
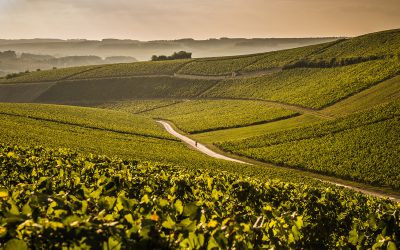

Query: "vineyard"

xmin=0 ymin=103 xmax=326 ymax=185
xmin=240 ymin=42 xmax=336 ymax=72
xmin=193 ymin=114 xmax=323 ymax=144
xmin=0 ymin=103 xmax=173 ymax=140
xmin=218 ymin=101 xmax=400 ymax=190
xmin=204 ymin=58 xmax=400 ymax=108
xmin=0 ymin=28 xmax=400 ymax=249
xmin=0 ymin=65 xmax=99 ymax=83
xmin=98 ymin=99 xmax=183 ymax=114
xmin=70 ymin=60 xmax=191 ymax=79
xmin=0 ymin=144 xmax=399 ymax=249
xmin=308 ymin=29 xmax=400 ymax=59
xmin=177 ymin=54 xmax=265 ymax=76
xmin=34 ymin=77 xmax=219 ymax=104
xmin=142 ymin=99 xmax=298 ymax=133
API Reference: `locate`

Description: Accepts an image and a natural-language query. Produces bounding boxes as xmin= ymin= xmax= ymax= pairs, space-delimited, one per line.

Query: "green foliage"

xmin=97 ymin=99 xmax=183 ymax=114
xmin=178 ymin=54 xmax=265 ymax=76
xmin=309 ymin=29 xmax=400 ymax=59
xmin=0 ymin=103 xmax=324 ymax=184
xmin=70 ymin=60 xmax=191 ymax=79
xmin=0 ymin=103 xmax=173 ymax=140
xmin=143 ymin=99 xmax=298 ymax=133
xmin=0 ymin=144 xmax=399 ymax=249
xmin=35 ymin=77 xmax=218 ymax=104
xmin=218 ymin=101 xmax=400 ymax=190
xmin=151 ymin=51 xmax=192 ymax=61
xmin=241 ymin=42 xmax=335 ymax=72
xmin=283 ymin=55 xmax=386 ymax=69
xmin=205 ymin=58 xmax=400 ymax=108
xmin=1 ymin=65 xmax=99 ymax=83
xmin=322 ymin=75 xmax=400 ymax=116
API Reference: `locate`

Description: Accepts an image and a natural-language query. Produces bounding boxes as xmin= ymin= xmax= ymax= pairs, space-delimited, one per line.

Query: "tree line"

xmin=151 ymin=51 xmax=192 ymax=61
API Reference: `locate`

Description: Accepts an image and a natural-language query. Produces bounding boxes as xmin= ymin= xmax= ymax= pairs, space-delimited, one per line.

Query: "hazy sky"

xmin=0 ymin=0 xmax=399 ymax=40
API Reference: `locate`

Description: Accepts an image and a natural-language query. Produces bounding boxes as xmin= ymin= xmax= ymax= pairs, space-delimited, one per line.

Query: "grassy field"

xmin=240 ymin=42 xmax=337 ymax=72
xmin=70 ymin=59 xmax=191 ymax=79
xmin=2 ymin=144 xmax=399 ymax=249
xmin=204 ymin=58 xmax=400 ymax=108
xmin=0 ymin=65 xmax=99 ymax=83
xmin=97 ymin=99 xmax=183 ymax=114
xmin=322 ymin=75 xmax=400 ymax=116
xmin=1 ymin=144 xmax=399 ymax=249
xmin=193 ymin=114 xmax=323 ymax=143
xmin=0 ymin=102 xmax=327 ymax=185
xmin=219 ymin=101 xmax=400 ymax=190
xmin=0 ymin=103 xmax=173 ymax=139
xmin=141 ymin=99 xmax=298 ymax=133
xmin=177 ymin=54 xmax=265 ymax=76
xmin=1 ymin=28 xmax=400 ymax=249
xmin=34 ymin=77 xmax=219 ymax=104
xmin=309 ymin=29 xmax=400 ymax=59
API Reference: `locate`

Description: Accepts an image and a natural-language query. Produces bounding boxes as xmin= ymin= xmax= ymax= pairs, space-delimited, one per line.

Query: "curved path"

xmin=156 ymin=120 xmax=250 ymax=165
xmin=157 ymin=120 xmax=400 ymax=202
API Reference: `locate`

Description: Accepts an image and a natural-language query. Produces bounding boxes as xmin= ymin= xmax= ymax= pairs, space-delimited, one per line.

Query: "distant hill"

xmin=0 ymin=51 xmax=137 ymax=76
xmin=0 ymin=37 xmax=338 ymax=61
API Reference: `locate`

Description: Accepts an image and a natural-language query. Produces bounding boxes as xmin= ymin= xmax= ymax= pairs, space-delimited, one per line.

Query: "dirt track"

xmin=158 ymin=119 xmax=400 ymax=202
xmin=156 ymin=120 xmax=250 ymax=165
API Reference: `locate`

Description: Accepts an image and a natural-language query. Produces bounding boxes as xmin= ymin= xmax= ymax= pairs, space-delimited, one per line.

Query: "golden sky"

xmin=0 ymin=0 xmax=399 ymax=40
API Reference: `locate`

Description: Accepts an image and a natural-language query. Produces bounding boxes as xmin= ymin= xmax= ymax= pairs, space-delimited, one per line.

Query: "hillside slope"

xmin=0 ymin=29 xmax=399 ymax=108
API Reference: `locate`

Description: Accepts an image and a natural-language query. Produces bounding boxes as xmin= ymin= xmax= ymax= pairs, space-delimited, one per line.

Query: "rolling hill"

xmin=1 ymin=28 xmax=400 ymax=248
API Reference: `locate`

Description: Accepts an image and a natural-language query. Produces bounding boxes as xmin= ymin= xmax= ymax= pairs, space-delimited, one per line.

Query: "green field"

xmin=97 ymin=99 xmax=183 ymax=114
xmin=1 ymin=144 xmax=398 ymax=249
xmin=0 ymin=65 xmax=100 ymax=83
xmin=0 ymin=103 xmax=324 ymax=184
xmin=204 ymin=58 xmax=400 ymax=108
xmin=309 ymin=29 xmax=400 ymax=59
xmin=241 ymin=42 xmax=337 ymax=72
xmin=218 ymin=101 xmax=400 ymax=190
xmin=1 ymin=28 xmax=400 ymax=249
xmin=70 ymin=59 xmax=192 ymax=79
xmin=34 ymin=77 xmax=219 ymax=104
xmin=193 ymin=114 xmax=323 ymax=144
xmin=0 ymin=103 xmax=173 ymax=139
xmin=322 ymin=75 xmax=400 ymax=116
xmin=177 ymin=54 xmax=265 ymax=76
xmin=141 ymin=99 xmax=298 ymax=133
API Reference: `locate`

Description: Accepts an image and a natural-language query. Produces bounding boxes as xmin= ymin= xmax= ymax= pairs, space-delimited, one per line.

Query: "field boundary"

xmin=157 ymin=120 xmax=250 ymax=164
xmin=0 ymin=112 xmax=178 ymax=142
xmin=159 ymin=119 xmax=400 ymax=202
xmin=134 ymin=101 xmax=185 ymax=114
xmin=221 ymin=115 xmax=400 ymax=150
xmin=180 ymin=113 xmax=301 ymax=134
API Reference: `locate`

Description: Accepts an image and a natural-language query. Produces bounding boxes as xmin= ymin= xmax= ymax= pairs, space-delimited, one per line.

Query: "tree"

xmin=151 ymin=51 xmax=192 ymax=61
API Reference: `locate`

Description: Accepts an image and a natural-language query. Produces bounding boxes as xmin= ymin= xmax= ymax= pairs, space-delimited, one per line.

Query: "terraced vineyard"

xmin=0 ymin=103 xmax=324 ymax=184
xmin=219 ymin=101 xmax=400 ymax=190
xmin=142 ymin=99 xmax=298 ymax=133
xmin=309 ymin=29 xmax=400 ymax=59
xmin=204 ymin=58 xmax=400 ymax=108
xmin=70 ymin=59 xmax=191 ymax=79
xmin=34 ymin=77 xmax=219 ymax=104
xmin=177 ymin=54 xmax=265 ymax=76
xmin=0 ymin=65 xmax=99 ymax=83
xmin=0 ymin=103 xmax=173 ymax=139
xmin=1 ymin=28 xmax=400 ymax=249
xmin=97 ymin=99 xmax=183 ymax=114
xmin=1 ymin=144 xmax=399 ymax=249
xmin=240 ymin=42 xmax=338 ymax=72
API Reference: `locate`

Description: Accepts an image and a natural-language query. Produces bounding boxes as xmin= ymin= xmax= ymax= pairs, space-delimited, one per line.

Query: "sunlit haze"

xmin=0 ymin=0 xmax=399 ymax=40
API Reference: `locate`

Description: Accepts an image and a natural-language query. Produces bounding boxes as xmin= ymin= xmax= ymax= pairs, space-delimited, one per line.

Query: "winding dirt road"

xmin=157 ymin=120 xmax=400 ymax=202
xmin=156 ymin=120 xmax=250 ymax=165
